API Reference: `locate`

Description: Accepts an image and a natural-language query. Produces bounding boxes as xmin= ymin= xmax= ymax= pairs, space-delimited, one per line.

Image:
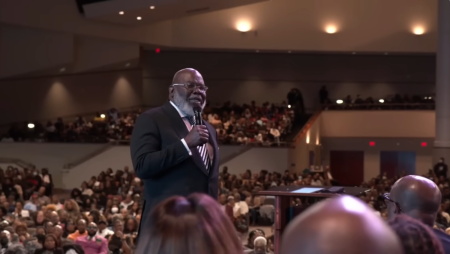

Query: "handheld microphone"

xmin=194 ymin=108 xmax=202 ymax=126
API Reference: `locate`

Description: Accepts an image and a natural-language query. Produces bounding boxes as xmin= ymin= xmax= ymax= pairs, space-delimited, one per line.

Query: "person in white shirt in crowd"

xmin=96 ymin=220 xmax=114 ymax=238
xmin=233 ymin=193 xmax=249 ymax=218
xmin=120 ymin=194 xmax=134 ymax=210
xmin=13 ymin=201 xmax=29 ymax=218
xmin=80 ymin=182 xmax=93 ymax=196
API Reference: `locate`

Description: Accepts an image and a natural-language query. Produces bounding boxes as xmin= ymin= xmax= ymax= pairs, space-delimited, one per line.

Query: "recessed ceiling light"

xmin=150 ymin=6 xmax=155 ymax=9
xmin=60 ymin=68 xmax=66 ymax=72
xmin=137 ymin=16 xmax=142 ymax=20
xmin=119 ymin=11 xmax=124 ymax=15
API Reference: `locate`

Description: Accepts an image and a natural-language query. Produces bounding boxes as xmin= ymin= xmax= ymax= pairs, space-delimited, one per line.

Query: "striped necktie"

xmin=186 ymin=116 xmax=210 ymax=172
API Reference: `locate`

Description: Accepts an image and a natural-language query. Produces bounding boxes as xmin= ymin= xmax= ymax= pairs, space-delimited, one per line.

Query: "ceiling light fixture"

xmin=150 ymin=6 xmax=155 ymax=9
xmin=119 ymin=11 xmax=124 ymax=15
xmin=137 ymin=16 xmax=142 ymax=20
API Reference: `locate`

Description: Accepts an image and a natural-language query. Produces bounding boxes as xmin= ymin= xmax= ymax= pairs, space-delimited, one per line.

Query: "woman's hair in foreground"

xmin=136 ymin=193 xmax=243 ymax=254
xmin=388 ymin=214 xmax=444 ymax=254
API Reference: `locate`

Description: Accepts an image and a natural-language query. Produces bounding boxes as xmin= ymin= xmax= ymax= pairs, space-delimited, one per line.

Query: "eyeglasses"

xmin=383 ymin=193 xmax=402 ymax=214
xmin=172 ymin=83 xmax=208 ymax=92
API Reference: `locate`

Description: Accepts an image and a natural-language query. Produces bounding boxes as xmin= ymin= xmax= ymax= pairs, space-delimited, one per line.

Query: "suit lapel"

xmin=162 ymin=102 xmax=189 ymax=139
xmin=162 ymin=102 xmax=208 ymax=176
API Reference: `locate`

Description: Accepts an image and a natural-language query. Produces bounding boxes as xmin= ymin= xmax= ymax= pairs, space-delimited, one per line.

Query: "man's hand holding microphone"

xmin=184 ymin=110 xmax=209 ymax=147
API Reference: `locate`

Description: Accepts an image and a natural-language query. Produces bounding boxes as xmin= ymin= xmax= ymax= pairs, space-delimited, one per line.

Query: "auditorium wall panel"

xmin=220 ymin=147 xmax=291 ymax=175
xmin=0 ymin=143 xmax=107 ymax=188
xmin=0 ymin=143 xmax=273 ymax=189
xmin=142 ymin=51 xmax=434 ymax=110
xmin=320 ymin=111 xmax=435 ymax=138
xmin=322 ymin=137 xmax=432 ymax=181
xmin=0 ymin=69 xmax=143 ymax=125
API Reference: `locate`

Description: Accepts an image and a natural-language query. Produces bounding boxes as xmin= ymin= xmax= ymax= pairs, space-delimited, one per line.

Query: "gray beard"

xmin=173 ymin=93 xmax=195 ymax=116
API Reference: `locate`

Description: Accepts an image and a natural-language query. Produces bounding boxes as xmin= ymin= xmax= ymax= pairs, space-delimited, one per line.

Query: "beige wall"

xmin=320 ymin=111 xmax=435 ymax=138
xmin=143 ymin=52 xmax=435 ymax=110
xmin=0 ymin=143 xmax=107 ymax=188
xmin=289 ymin=114 xmax=322 ymax=173
xmin=322 ymin=137 xmax=433 ymax=181
xmin=0 ymin=69 xmax=143 ymax=124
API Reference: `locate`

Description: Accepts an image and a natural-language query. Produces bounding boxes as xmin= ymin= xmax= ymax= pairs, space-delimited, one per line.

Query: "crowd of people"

xmin=2 ymin=160 xmax=450 ymax=254
xmin=0 ymin=165 xmax=142 ymax=254
xmin=318 ymin=86 xmax=436 ymax=110
xmin=2 ymin=101 xmax=297 ymax=146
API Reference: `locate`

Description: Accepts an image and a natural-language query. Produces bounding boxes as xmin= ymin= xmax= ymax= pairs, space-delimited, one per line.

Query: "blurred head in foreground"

xmin=280 ymin=195 xmax=403 ymax=254
xmin=136 ymin=193 xmax=243 ymax=254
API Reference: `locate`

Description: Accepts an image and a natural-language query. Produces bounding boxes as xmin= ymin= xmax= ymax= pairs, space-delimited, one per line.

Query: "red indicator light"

xmin=369 ymin=141 xmax=375 ymax=146
xmin=421 ymin=142 xmax=427 ymax=147
xmin=155 ymin=48 xmax=160 ymax=53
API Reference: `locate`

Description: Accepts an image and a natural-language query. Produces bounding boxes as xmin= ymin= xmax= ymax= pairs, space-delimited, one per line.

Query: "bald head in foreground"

xmin=280 ymin=196 xmax=403 ymax=254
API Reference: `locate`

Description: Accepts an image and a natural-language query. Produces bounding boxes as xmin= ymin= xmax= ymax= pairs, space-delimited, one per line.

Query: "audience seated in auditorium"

xmin=3 ymin=99 xmax=296 ymax=146
xmin=280 ymin=195 xmax=403 ymax=254
xmin=325 ymin=92 xmax=435 ymax=110
xmin=5 ymin=160 xmax=450 ymax=254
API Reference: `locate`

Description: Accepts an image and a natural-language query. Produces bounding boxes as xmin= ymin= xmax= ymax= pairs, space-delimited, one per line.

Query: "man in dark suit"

xmin=130 ymin=68 xmax=219 ymax=237
xmin=386 ymin=175 xmax=450 ymax=254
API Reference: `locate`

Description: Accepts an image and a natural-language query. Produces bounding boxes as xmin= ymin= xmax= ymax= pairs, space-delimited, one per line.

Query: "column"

xmin=434 ymin=0 xmax=450 ymax=164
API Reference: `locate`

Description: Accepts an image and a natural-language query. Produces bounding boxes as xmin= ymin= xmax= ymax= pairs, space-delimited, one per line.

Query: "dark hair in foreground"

xmin=136 ymin=193 xmax=243 ymax=254
xmin=388 ymin=214 xmax=444 ymax=254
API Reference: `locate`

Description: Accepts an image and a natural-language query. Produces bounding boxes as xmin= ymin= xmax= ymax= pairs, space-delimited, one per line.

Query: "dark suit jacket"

xmin=130 ymin=102 xmax=220 ymax=231
xmin=434 ymin=228 xmax=450 ymax=254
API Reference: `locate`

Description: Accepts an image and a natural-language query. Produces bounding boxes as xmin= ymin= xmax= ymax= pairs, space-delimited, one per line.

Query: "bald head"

xmin=281 ymin=196 xmax=403 ymax=254
xmin=169 ymin=68 xmax=206 ymax=116
xmin=171 ymin=68 xmax=203 ymax=85
xmin=389 ymin=175 xmax=441 ymax=226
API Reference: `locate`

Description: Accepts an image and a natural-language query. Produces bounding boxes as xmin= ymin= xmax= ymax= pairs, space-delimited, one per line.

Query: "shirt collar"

xmin=169 ymin=101 xmax=188 ymax=118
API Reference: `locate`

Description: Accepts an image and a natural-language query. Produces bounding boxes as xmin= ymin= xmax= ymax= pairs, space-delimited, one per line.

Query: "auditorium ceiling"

xmin=0 ymin=0 xmax=442 ymax=53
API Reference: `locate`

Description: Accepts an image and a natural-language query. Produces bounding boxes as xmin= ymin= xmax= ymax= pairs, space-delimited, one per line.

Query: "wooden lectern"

xmin=257 ymin=186 xmax=369 ymax=254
